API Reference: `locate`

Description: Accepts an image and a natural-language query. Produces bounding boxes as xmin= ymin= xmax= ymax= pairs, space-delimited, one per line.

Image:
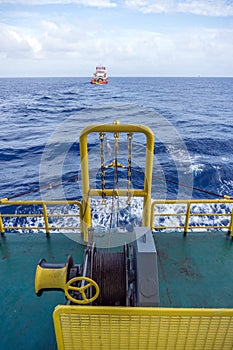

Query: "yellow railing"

xmin=1 ymin=198 xmax=233 ymax=237
xmin=151 ymin=199 xmax=233 ymax=236
xmin=0 ymin=200 xmax=82 ymax=236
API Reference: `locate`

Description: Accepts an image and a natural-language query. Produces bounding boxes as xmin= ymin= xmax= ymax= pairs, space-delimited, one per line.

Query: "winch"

xmin=35 ymin=228 xmax=159 ymax=307
xmin=34 ymin=122 xmax=161 ymax=349
xmin=35 ymin=122 xmax=159 ymax=308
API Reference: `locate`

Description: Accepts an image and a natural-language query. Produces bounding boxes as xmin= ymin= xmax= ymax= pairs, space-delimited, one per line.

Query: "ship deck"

xmin=1 ymin=230 xmax=233 ymax=349
xmin=154 ymin=231 xmax=233 ymax=308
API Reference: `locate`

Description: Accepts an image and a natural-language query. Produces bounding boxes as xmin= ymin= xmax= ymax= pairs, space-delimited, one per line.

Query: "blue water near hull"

xmin=0 ymin=77 xmax=233 ymax=204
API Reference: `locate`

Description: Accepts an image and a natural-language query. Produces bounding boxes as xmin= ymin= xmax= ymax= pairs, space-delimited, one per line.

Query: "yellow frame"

xmin=79 ymin=123 xmax=154 ymax=241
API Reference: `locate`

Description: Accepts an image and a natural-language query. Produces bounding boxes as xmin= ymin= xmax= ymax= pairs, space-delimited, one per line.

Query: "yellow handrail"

xmin=0 ymin=200 xmax=82 ymax=236
xmin=151 ymin=199 xmax=233 ymax=236
xmin=1 ymin=198 xmax=233 ymax=238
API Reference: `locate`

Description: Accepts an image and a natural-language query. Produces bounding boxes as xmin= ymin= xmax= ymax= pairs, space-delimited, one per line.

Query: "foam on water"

xmin=2 ymin=198 xmax=233 ymax=239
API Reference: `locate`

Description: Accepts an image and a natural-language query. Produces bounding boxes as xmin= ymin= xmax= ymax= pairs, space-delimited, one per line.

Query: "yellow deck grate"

xmin=53 ymin=306 xmax=233 ymax=350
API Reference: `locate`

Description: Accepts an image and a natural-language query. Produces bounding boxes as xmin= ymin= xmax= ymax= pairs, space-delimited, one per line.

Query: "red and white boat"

xmin=90 ymin=65 xmax=108 ymax=84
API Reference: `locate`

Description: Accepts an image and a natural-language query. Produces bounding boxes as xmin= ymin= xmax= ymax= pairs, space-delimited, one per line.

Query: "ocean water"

xmin=1 ymin=77 xmax=233 ymax=230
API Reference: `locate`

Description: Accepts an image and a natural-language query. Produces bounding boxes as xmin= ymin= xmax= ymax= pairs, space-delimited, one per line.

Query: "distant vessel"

xmin=91 ymin=65 xmax=108 ymax=84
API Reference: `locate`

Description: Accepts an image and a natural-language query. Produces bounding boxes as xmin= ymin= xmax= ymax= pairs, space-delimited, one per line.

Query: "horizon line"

xmin=0 ymin=75 xmax=233 ymax=79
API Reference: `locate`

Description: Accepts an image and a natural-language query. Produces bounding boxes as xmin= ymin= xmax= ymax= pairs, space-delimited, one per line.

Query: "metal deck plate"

xmin=154 ymin=231 xmax=233 ymax=308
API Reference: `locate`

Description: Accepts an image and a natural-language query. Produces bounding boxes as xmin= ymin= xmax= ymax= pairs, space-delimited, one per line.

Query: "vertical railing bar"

xmin=0 ymin=212 xmax=5 ymax=237
xmin=227 ymin=208 xmax=233 ymax=237
xmin=42 ymin=203 xmax=50 ymax=237
xmin=150 ymin=202 xmax=155 ymax=231
xmin=184 ymin=202 xmax=191 ymax=236
xmin=79 ymin=203 xmax=83 ymax=234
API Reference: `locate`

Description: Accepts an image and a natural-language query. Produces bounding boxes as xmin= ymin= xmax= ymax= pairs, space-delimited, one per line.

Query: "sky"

xmin=0 ymin=0 xmax=233 ymax=77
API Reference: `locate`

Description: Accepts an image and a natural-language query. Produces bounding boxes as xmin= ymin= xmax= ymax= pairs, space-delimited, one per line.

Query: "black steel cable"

xmin=2 ymin=174 xmax=79 ymax=201
xmin=92 ymin=251 xmax=126 ymax=306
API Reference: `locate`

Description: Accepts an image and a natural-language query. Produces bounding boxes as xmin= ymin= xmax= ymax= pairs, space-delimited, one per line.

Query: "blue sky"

xmin=0 ymin=0 xmax=233 ymax=77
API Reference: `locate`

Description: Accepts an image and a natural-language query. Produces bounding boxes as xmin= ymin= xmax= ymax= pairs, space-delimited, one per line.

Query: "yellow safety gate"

xmin=53 ymin=305 xmax=233 ymax=350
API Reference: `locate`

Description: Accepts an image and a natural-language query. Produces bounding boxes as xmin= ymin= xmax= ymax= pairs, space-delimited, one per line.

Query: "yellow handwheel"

xmin=64 ymin=276 xmax=100 ymax=304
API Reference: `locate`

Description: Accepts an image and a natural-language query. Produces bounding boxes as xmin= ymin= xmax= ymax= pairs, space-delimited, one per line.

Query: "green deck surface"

xmin=0 ymin=233 xmax=84 ymax=350
xmin=1 ymin=231 xmax=233 ymax=349
xmin=154 ymin=231 xmax=233 ymax=308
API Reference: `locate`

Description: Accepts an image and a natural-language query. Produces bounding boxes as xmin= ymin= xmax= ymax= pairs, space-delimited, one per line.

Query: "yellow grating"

xmin=53 ymin=306 xmax=233 ymax=350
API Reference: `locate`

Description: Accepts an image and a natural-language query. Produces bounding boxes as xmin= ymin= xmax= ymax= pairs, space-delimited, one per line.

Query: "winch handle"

xmin=64 ymin=276 xmax=100 ymax=305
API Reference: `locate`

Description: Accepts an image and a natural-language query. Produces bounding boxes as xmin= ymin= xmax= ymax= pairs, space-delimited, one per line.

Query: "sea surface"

xmin=1 ymin=77 xmax=233 ymax=229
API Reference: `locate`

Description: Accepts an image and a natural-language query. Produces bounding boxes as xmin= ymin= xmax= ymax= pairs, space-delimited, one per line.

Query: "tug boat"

xmin=1 ymin=121 xmax=233 ymax=350
xmin=90 ymin=65 xmax=108 ymax=84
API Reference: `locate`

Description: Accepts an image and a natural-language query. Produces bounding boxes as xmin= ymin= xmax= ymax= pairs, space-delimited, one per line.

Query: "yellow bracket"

xmin=104 ymin=160 xmax=127 ymax=169
xmin=0 ymin=198 xmax=9 ymax=203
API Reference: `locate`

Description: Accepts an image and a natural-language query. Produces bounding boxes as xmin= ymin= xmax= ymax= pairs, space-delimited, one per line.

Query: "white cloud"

xmin=0 ymin=24 xmax=41 ymax=58
xmin=0 ymin=0 xmax=117 ymax=7
xmin=39 ymin=20 xmax=100 ymax=55
xmin=124 ymin=0 xmax=233 ymax=16
xmin=0 ymin=1 xmax=233 ymax=76
xmin=25 ymin=35 xmax=42 ymax=57
xmin=44 ymin=25 xmax=233 ymax=75
xmin=1 ymin=19 xmax=233 ymax=76
xmin=177 ymin=0 xmax=233 ymax=16
xmin=124 ymin=0 xmax=176 ymax=14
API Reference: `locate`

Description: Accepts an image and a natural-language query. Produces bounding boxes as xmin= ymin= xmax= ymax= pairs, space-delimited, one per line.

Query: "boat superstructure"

xmin=1 ymin=121 xmax=233 ymax=350
xmin=90 ymin=65 xmax=108 ymax=84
